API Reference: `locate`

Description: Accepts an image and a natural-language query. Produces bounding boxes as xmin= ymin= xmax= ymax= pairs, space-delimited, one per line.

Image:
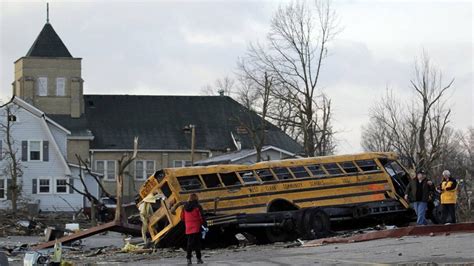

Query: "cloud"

xmin=1 ymin=1 xmax=471 ymax=153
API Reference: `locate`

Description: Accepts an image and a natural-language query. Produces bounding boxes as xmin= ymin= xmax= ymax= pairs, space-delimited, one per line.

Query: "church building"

xmin=5 ymin=13 xmax=302 ymax=203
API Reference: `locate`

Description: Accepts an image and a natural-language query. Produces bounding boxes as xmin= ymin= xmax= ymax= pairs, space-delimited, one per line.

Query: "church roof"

xmin=26 ymin=23 xmax=72 ymax=58
xmin=48 ymin=95 xmax=303 ymax=154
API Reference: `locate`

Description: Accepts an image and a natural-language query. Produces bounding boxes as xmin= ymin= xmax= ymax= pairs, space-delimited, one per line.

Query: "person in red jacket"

xmin=181 ymin=193 xmax=205 ymax=265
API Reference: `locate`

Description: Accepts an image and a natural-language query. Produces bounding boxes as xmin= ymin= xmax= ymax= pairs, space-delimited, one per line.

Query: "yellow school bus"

xmin=139 ymin=152 xmax=412 ymax=246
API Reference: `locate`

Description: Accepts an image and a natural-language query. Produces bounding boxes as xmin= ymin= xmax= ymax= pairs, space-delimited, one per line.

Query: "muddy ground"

xmin=2 ymin=231 xmax=474 ymax=265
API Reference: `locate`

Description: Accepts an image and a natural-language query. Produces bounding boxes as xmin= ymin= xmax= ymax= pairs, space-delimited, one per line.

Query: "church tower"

xmin=12 ymin=6 xmax=84 ymax=118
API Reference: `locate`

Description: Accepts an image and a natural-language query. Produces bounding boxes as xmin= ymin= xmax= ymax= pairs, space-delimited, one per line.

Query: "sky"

xmin=0 ymin=0 xmax=472 ymax=153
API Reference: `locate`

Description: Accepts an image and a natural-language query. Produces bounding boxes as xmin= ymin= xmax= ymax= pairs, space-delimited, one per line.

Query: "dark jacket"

xmin=405 ymin=178 xmax=434 ymax=203
xmin=181 ymin=201 xmax=205 ymax=235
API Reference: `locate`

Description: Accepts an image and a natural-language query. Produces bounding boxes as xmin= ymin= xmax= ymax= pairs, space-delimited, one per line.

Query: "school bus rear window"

xmin=161 ymin=182 xmax=172 ymax=197
xmin=153 ymin=216 xmax=170 ymax=235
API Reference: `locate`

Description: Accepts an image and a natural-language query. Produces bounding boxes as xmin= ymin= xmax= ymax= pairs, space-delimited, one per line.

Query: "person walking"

xmin=404 ymin=171 xmax=434 ymax=225
xmin=438 ymin=170 xmax=458 ymax=224
xmin=181 ymin=193 xmax=205 ymax=265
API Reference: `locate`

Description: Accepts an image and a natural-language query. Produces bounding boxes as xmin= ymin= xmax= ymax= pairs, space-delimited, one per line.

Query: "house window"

xmin=135 ymin=160 xmax=155 ymax=180
xmin=146 ymin=161 xmax=155 ymax=177
xmin=173 ymin=160 xmax=192 ymax=168
xmin=56 ymin=77 xmax=65 ymax=96
xmin=38 ymin=178 xmax=51 ymax=194
xmin=135 ymin=161 xmax=144 ymax=180
xmin=0 ymin=178 xmax=5 ymax=199
xmin=37 ymin=77 xmax=48 ymax=96
xmin=28 ymin=140 xmax=42 ymax=161
xmin=96 ymin=160 xmax=116 ymax=181
xmin=56 ymin=178 xmax=69 ymax=194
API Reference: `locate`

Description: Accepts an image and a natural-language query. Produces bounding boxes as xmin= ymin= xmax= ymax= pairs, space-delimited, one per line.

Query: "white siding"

xmin=0 ymin=102 xmax=86 ymax=212
xmin=49 ymin=123 xmax=67 ymax=158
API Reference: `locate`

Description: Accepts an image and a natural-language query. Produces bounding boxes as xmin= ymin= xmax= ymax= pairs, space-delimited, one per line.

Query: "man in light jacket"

xmin=437 ymin=170 xmax=458 ymax=224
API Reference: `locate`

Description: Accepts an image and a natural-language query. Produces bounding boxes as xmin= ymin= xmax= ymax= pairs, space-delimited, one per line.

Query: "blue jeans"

xmin=413 ymin=202 xmax=428 ymax=225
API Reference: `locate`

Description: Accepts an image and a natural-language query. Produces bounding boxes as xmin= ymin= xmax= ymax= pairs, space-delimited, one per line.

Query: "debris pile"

xmin=0 ymin=210 xmax=93 ymax=238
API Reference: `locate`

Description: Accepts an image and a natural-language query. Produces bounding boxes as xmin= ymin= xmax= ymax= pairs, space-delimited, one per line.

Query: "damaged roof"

xmin=194 ymin=145 xmax=298 ymax=166
xmin=49 ymin=95 xmax=303 ymax=153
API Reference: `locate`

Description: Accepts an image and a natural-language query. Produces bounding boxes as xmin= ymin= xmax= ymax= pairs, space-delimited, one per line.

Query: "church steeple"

xmin=26 ymin=23 xmax=72 ymax=58
xmin=25 ymin=3 xmax=72 ymax=58
xmin=12 ymin=3 xmax=83 ymax=118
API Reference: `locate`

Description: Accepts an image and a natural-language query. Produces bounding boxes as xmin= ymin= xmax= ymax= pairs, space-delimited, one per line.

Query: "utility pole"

xmin=190 ymin=125 xmax=195 ymax=165
xmin=183 ymin=124 xmax=196 ymax=165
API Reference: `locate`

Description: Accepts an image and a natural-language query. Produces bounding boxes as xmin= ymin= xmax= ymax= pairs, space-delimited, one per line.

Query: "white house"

xmin=0 ymin=97 xmax=99 ymax=212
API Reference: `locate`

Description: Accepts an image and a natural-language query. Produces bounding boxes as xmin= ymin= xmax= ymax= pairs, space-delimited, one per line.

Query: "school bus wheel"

xmin=302 ymin=208 xmax=330 ymax=240
xmin=265 ymin=225 xmax=290 ymax=243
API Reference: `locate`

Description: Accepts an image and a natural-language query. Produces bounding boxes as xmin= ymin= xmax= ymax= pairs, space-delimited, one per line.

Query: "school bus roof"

xmin=162 ymin=152 xmax=398 ymax=176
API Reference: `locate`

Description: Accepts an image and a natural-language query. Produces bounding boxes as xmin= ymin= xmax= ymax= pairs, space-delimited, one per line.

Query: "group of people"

xmin=404 ymin=169 xmax=458 ymax=225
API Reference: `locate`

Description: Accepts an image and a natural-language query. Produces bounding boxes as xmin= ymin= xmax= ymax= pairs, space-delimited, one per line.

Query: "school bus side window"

xmin=239 ymin=171 xmax=259 ymax=184
xmin=255 ymin=169 xmax=275 ymax=182
xmin=356 ymin=160 xmax=380 ymax=172
xmin=273 ymin=167 xmax=293 ymax=180
xmin=289 ymin=166 xmax=310 ymax=178
xmin=220 ymin=172 xmax=242 ymax=186
xmin=177 ymin=175 xmax=203 ymax=191
xmin=306 ymin=165 xmax=326 ymax=177
xmin=323 ymin=163 xmax=343 ymax=175
xmin=340 ymin=162 xmax=359 ymax=173
xmin=202 ymin=174 xmax=222 ymax=188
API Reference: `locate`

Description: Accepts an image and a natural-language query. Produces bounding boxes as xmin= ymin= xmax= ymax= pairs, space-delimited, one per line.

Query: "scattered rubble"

xmin=303 ymin=222 xmax=474 ymax=247
xmin=0 ymin=210 xmax=92 ymax=238
xmin=2 ymin=210 xmax=474 ymax=266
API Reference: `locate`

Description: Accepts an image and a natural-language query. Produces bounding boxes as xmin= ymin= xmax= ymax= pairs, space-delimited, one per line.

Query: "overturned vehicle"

xmin=138 ymin=152 xmax=414 ymax=247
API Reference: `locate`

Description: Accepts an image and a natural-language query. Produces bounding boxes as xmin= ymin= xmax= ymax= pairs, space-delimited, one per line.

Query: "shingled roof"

xmin=49 ymin=95 xmax=303 ymax=153
xmin=26 ymin=23 xmax=72 ymax=57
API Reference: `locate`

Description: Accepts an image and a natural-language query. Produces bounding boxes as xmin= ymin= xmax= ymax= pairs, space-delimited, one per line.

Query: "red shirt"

xmin=181 ymin=206 xmax=203 ymax=235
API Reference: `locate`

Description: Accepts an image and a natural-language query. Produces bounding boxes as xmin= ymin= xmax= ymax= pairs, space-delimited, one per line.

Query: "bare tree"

xmin=362 ymin=53 xmax=454 ymax=174
xmin=234 ymin=68 xmax=273 ymax=162
xmin=0 ymin=103 xmax=23 ymax=215
xmin=66 ymin=154 xmax=115 ymax=225
xmin=243 ymin=0 xmax=339 ymax=156
xmin=115 ymin=137 xmax=138 ymax=221
xmin=411 ymin=54 xmax=453 ymax=171
xmin=200 ymin=76 xmax=235 ymax=97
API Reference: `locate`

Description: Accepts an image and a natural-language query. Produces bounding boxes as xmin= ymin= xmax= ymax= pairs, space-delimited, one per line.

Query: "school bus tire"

xmin=302 ymin=208 xmax=330 ymax=240
xmin=264 ymin=225 xmax=290 ymax=243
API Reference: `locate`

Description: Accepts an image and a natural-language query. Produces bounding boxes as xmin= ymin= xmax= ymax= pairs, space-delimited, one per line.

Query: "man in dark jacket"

xmin=181 ymin=193 xmax=205 ymax=265
xmin=404 ymin=171 xmax=434 ymax=225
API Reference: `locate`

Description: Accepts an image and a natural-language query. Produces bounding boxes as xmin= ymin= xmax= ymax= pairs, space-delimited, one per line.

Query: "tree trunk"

xmin=91 ymin=201 xmax=97 ymax=226
xmin=115 ymin=174 xmax=123 ymax=222
xmin=11 ymin=192 xmax=17 ymax=216
xmin=256 ymin=146 xmax=262 ymax=162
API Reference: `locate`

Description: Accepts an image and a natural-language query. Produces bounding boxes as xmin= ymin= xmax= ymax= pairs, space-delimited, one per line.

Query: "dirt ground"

xmin=2 ymin=231 xmax=474 ymax=265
